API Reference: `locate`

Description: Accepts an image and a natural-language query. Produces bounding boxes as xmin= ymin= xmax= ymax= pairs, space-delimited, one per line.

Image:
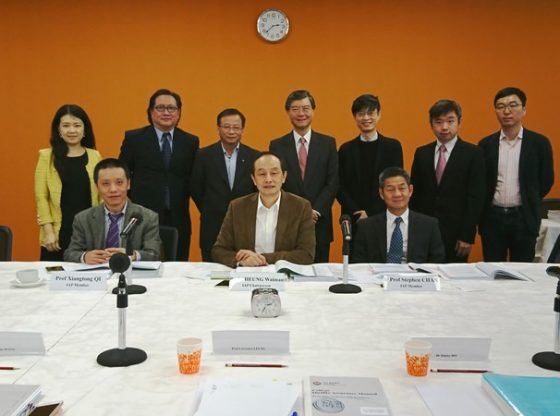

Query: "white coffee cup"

xmin=16 ymin=269 xmax=40 ymax=284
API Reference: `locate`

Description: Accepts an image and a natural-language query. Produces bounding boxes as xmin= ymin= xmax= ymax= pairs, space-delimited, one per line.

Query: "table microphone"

xmin=329 ymin=215 xmax=361 ymax=294
xmin=532 ymin=266 xmax=560 ymax=371
xmin=97 ymin=253 xmax=147 ymax=367
xmin=113 ymin=214 xmax=147 ymax=295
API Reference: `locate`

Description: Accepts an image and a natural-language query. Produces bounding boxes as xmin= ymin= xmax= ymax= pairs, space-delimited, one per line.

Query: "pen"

xmin=0 ymin=367 xmax=19 ymax=370
xmin=225 ymin=363 xmax=287 ymax=368
xmin=430 ymin=369 xmax=489 ymax=373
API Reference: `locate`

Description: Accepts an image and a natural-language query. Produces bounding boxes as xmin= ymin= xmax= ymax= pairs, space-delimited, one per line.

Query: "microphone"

xmin=340 ymin=214 xmax=352 ymax=241
xmin=109 ymin=253 xmax=131 ymax=274
xmin=121 ymin=215 xmax=143 ymax=238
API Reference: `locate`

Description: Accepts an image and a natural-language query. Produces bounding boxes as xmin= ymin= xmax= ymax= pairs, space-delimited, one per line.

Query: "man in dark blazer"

xmin=269 ymin=90 xmax=338 ymax=263
xmin=119 ymin=89 xmax=199 ymax=261
xmin=337 ymin=94 xmax=403 ymax=259
xmin=64 ymin=158 xmax=161 ymax=264
xmin=191 ymin=108 xmax=260 ymax=261
xmin=212 ymin=153 xmax=315 ymax=268
xmin=410 ymin=99 xmax=485 ymax=262
xmin=353 ymin=167 xmax=445 ymax=264
xmin=479 ymin=87 xmax=554 ymax=262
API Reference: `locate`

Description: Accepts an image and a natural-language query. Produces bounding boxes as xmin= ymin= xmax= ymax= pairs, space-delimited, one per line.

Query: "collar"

xmin=257 ymin=192 xmax=282 ymax=211
xmin=104 ymin=200 xmax=129 ymax=216
xmin=360 ymin=131 xmax=379 ymax=142
xmin=154 ymin=127 xmax=175 ymax=141
xmin=221 ymin=142 xmax=240 ymax=157
xmin=500 ymin=126 xmax=524 ymax=142
xmin=436 ymin=136 xmax=458 ymax=152
xmin=387 ymin=208 xmax=409 ymax=224
xmin=292 ymin=130 xmax=312 ymax=145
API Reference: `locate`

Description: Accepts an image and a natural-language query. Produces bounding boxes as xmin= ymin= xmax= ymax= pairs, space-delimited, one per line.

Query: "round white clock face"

xmin=257 ymin=9 xmax=289 ymax=43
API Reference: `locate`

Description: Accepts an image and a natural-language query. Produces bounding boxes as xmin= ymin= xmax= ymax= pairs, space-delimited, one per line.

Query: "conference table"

xmin=0 ymin=261 xmax=558 ymax=415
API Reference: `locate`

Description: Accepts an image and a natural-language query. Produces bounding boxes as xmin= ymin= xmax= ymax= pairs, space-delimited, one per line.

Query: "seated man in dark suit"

xmin=212 ymin=152 xmax=315 ymax=268
xmin=64 ymin=158 xmax=161 ymax=264
xmin=353 ymin=167 xmax=445 ymax=264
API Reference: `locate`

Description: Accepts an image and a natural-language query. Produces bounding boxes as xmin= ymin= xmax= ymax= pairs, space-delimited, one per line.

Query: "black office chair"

xmin=159 ymin=225 xmax=179 ymax=261
xmin=0 ymin=225 xmax=13 ymax=261
xmin=541 ymin=198 xmax=560 ymax=219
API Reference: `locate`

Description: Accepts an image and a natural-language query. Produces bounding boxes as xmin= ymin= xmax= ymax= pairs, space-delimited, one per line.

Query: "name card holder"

xmin=383 ymin=273 xmax=440 ymax=291
xmin=229 ymin=272 xmax=286 ymax=292
xmin=212 ymin=330 xmax=290 ymax=354
xmin=49 ymin=271 xmax=109 ymax=291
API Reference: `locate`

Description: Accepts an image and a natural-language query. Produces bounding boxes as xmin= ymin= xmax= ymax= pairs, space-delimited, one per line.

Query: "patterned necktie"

xmin=105 ymin=213 xmax=123 ymax=248
xmin=435 ymin=145 xmax=447 ymax=184
xmin=162 ymin=133 xmax=172 ymax=208
xmin=162 ymin=132 xmax=172 ymax=169
xmin=298 ymin=137 xmax=307 ymax=180
xmin=387 ymin=217 xmax=403 ymax=263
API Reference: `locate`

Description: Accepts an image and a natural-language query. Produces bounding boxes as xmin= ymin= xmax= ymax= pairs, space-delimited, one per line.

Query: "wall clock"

xmin=257 ymin=9 xmax=289 ymax=43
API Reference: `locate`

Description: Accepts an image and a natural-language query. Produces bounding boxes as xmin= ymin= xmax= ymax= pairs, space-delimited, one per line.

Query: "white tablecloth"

xmin=0 ymin=262 xmax=558 ymax=415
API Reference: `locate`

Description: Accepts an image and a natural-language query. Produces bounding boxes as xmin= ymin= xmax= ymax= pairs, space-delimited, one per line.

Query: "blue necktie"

xmin=161 ymin=133 xmax=171 ymax=208
xmin=105 ymin=213 xmax=123 ymax=248
xmin=387 ymin=217 xmax=403 ymax=263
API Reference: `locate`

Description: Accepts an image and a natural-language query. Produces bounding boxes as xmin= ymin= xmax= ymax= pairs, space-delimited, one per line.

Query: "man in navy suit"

xmin=119 ymin=89 xmax=199 ymax=260
xmin=191 ymin=108 xmax=260 ymax=261
xmin=270 ymin=90 xmax=338 ymax=262
xmin=479 ymin=87 xmax=554 ymax=262
xmin=410 ymin=99 xmax=485 ymax=262
xmin=353 ymin=167 xmax=445 ymax=264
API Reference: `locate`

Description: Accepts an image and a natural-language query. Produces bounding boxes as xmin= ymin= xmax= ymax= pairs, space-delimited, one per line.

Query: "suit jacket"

xmin=64 ymin=201 xmax=161 ymax=263
xmin=410 ymin=138 xmax=485 ymax=249
xmin=337 ymin=133 xmax=403 ymax=216
xmin=34 ymin=148 xmax=102 ymax=246
xmin=269 ymin=131 xmax=338 ymax=244
xmin=478 ymin=128 xmax=554 ymax=236
xmin=211 ymin=191 xmax=316 ymax=268
xmin=119 ymin=125 xmax=199 ymax=235
xmin=191 ymin=142 xmax=261 ymax=253
xmin=352 ymin=210 xmax=445 ymax=263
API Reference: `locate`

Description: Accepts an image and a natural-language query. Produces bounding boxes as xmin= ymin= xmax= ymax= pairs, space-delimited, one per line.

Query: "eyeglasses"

xmin=219 ymin=125 xmax=243 ymax=132
xmin=355 ymin=110 xmax=378 ymax=119
xmin=495 ymin=102 xmax=522 ymax=112
xmin=153 ymin=105 xmax=179 ymax=113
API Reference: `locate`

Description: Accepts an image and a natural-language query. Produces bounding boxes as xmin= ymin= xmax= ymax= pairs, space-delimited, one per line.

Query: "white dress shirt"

xmin=493 ymin=127 xmax=523 ymax=207
xmin=254 ymin=194 xmax=281 ymax=254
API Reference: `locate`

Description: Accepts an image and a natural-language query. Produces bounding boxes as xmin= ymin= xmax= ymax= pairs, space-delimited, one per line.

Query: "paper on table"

xmin=192 ymin=380 xmax=300 ymax=416
xmin=417 ymin=383 xmax=502 ymax=416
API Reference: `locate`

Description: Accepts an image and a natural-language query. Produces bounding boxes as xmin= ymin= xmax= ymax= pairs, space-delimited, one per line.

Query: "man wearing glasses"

xmin=478 ymin=87 xmax=554 ymax=262
xmin=119 ymin=88 xmax=199 ymax=260
xmin=191 ymin=108 xmax=260 ymax=261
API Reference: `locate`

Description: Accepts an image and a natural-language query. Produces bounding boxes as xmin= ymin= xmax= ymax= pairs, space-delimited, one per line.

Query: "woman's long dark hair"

xmin=49 ymin=104 xmax=96 ymax=179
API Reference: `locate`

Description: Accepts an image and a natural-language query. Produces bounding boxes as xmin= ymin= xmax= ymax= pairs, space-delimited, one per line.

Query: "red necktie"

xmin=298 ymin=137 xmax=307 ymax=179
xmin=435 ymin=145 xmax=447 ymax=184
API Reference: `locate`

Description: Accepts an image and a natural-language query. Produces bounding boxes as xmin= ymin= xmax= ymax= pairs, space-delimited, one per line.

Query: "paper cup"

xmin=405 ymin=339 xmax=431 ymax=377
xmin=16 ymin=269 xmax=40 ymax=284
xmin=177 ymin=337 xmax=202 ymax=374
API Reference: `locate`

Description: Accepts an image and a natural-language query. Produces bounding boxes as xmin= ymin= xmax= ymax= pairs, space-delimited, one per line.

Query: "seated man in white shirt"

xmin=352 ymin=166 xmax=445 ymax=263
xmin=211 ymin=152 xmax=315 ymax=268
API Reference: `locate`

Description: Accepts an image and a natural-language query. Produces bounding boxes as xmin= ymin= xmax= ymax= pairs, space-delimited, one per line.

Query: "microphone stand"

xmin=329 ymin=235 xmax=361 ymax=294
xmin=111 ymin=234 xmax=147 ymax=295
xmin=532 ymin=272 xmax=560 ymax=371
xmin=97 ymin=266 xmax=147 ymax=367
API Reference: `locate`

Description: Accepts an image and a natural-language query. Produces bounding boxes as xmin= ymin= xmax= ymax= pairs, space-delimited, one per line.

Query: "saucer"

xmin=10 ymin=279 xmax=46 ymax=288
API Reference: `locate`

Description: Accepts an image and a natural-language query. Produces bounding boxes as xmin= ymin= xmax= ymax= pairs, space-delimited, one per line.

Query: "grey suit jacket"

xmin=211 ymin=191 xmax=316 ymax=268
xmin=352 ymin=210 xmax=445 ymax=263
xmin=64 ymin=201 xmax=161 ymax=263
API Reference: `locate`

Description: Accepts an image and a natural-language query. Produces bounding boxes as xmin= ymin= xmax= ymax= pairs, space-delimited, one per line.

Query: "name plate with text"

xmin=229 ymin=273 xmax=286 ymax=291
xmin=212 ymin=330 xmax=290 ymax=354
xmin=0 ymin=331 xmax=46 ymax=356
xmin=414 ymin=336 xmax=491 ymax=368
xmin=383 ymin=273 xmax=440 ymax=291
xmin=49 ymin=271 xmax=108 ymax=291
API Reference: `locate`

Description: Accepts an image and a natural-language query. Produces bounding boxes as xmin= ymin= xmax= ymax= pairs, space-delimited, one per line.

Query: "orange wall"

xmin=1 ymin=0 xmax=558 ymax=261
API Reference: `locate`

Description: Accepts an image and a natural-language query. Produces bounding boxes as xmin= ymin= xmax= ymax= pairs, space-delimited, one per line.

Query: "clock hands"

xmin=265 ymin=24 xmax=280 ymax=34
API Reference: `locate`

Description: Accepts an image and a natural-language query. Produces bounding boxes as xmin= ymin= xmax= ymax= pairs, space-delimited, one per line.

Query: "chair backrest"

xmin=159 ymin=225 xmax=179 ymax=262
xmin=0 ymin=225 xmax=13 ymax=261
xmin=541 ymin=198 xmax=560 ymax=219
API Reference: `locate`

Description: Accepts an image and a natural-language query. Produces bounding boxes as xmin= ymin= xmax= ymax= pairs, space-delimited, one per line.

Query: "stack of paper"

xmin=192 ymin=380 xmax=301 ymax=416
xmin=438 ymin=263 xmax=531 ymax=281
xmin=0 ymin=384 xmax=42 ymax=416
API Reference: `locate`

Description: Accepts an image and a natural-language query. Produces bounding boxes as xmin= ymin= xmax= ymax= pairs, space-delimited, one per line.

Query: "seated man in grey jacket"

xmin=64 ymin=158 xmax=161 ymax=264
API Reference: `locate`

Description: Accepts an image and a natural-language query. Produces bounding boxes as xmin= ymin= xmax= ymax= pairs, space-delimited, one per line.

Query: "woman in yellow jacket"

xmin=35 ymin=104 xmax=102 ymax=261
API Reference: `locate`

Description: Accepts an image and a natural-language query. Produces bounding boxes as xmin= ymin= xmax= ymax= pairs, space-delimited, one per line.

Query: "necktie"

xmin=105 ymin=213 xmax=123 ymax=248
xmin=162 ymin=133 xmax=172 ymax=169
xmin=387 ymin=217 xmax=403 ymax=263
xmin=162 ymin=133 xmax=172 ymax=208
xmin=435 ymin=145 xmax=447 ymax=184
xmin=298 ymin=137 xmax=307 ymax=180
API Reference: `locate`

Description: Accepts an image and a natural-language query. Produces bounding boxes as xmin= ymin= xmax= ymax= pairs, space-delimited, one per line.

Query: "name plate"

xmin=0 ymin=331 xmax=46 ymax=356
xmin=49 ymin=271 xmax=108 ymax=291
xmin=229 ymin=273 xmax=286 ymax=291
xmin=383 ymin=273 xmax=440 ymax=291
xmin=212 ymin=330 xmax=290 ymax=354
xmin=414 ymin=337 xmax=491 ymax=367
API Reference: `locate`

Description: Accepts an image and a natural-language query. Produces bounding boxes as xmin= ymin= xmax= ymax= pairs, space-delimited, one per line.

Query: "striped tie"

xmin=105 ymin=213 xmax=123 ymax=248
